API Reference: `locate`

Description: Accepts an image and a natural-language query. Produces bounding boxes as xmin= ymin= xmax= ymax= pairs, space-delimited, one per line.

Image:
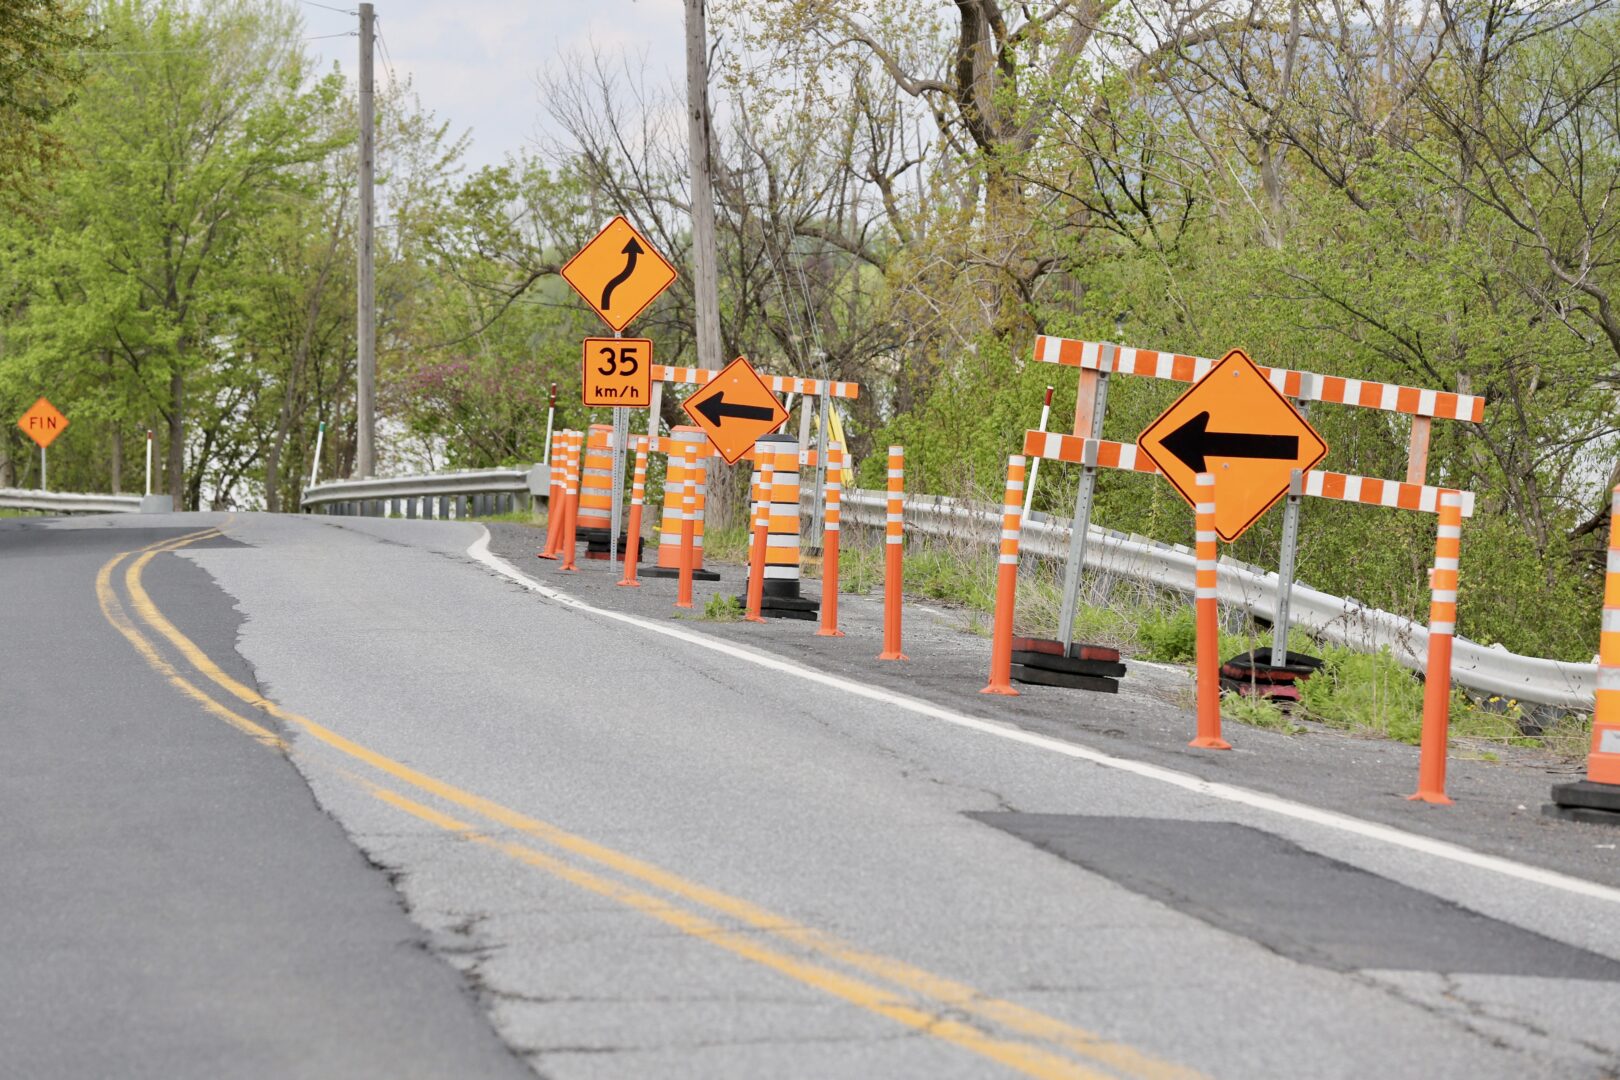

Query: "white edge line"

xmin=467 ymin=527 xmax=1620 ymax=906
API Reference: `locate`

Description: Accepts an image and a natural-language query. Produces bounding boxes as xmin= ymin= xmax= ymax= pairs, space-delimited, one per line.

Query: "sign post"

xmin=561 ymin=216 xmax=676 ymax=569
xmin=17 ymin=398 xmax=68 ymax=491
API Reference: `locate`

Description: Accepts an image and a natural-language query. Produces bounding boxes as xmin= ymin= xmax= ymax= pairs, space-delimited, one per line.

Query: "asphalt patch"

xmin=970 ymin=812 xmax=1620 ymax=981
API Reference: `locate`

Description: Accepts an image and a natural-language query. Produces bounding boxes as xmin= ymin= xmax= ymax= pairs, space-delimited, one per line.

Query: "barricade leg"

xmin=1410 ymin=491 xmax=1464 ymax=804
xmin=878 ymin=446 xmax=907 ymax=661
xmin=816 ymin=443 xmax=844 ymax=637
xmin=982 ymin=455 xmax=1026 ymax=695
xmin=1190 ymin=472 xmax=1230 ymax=750
xmin=617 ymin=435 xmax=649 ymax=587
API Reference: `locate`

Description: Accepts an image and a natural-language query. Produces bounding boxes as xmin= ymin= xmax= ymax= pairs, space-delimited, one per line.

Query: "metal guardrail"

xmin=300 ymin=466 xmax=548 ymax=518
xmin=0 ymin=488 xmax=142 ymax=514
xmin=295 ymin=464 xmax=1592 ymax=709
xmin=840 ymin=489 xmax=1597 ymax=711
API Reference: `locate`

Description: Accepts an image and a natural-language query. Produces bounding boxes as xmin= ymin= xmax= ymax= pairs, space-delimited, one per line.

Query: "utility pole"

xmin=683 ymin=0 xmax=722 ymax=369
xmin=355 ymin=2 xmax=377 ymax=477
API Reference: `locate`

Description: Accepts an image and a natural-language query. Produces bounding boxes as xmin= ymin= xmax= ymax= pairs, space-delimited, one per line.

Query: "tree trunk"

xmin=111 ymin=425 xmax=123 ymax=494
xmin=167 ymin=371 xmax=184 ymax=507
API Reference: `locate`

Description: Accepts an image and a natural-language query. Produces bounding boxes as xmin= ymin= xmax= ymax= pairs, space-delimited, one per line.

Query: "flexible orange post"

xmin=1583 ymin=485 xmax=1620 ymax=785
xmin=1190 ymin=472 xmax=1230 ymax=749
xmin=878 ymin=445 xmax=907 ymax=660
xmin=616 ymin=435 xmax=649 ymax=587
xmin=1410 ymin=490 xmax=1464 ymax=804
xmin=744 ymin=459 xmax=773 ymax=623
xmin=676 ymin=442 xmax=699 ymax=609
xmin=982 ymin=454 xmax=1027 ymax=695
xmin=816 ymin=442 xmax=845 ymax=637
xmin=558 ymin=431 xmax=582 ymax=572
xmin=538 ymin=430 xmax=565 ymax=559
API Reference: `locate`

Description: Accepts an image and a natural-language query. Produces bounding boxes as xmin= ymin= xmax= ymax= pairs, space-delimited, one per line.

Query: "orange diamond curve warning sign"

xmin=17 ymin=397 xmax=68 ymax=449
xmin=560 ymin=216 xmax=678 ymax=333
xmin=681 ymin=356 xmax=789 ymax=465
xmin=1138 ymin=349 xmax=1327 ymax=541
xmin=581 ymin=337 xmax=653 ymax=408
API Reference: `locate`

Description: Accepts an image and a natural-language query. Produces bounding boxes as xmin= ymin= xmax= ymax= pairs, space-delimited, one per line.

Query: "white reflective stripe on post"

xmin=1430 ymin=621 xmax=1454 ymax=635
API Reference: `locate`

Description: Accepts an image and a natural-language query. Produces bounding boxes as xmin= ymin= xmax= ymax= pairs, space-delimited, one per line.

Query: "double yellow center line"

xmin=95 ymin=527 xmax=1202 ymax=1080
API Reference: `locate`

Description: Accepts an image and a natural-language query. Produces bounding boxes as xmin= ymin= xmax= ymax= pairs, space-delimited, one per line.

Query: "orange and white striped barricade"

xmin=676 ymin=440 xmax=701 ymax=609
xmin=816 ymin=442 xmax=845 ymax=637
xmin=744 ymin=459 xmax=773 ymax=623
xmin=878 ymin=446 xmax=907 ymax=660
xmin=616 ymin=435 xmax=650 ymax=587
xmin=647 ymin=426 xmax=720 ymax=581
xmin=1549 ymin=485 xmax=1620 ymax=822
xmin=983 ymin=455 xmax=1028 ymax=695
xmin=538 ymin=430 xmax=566 ymax=559
xmin=1410 ymin=490 xmax=1465 ymax=803
xmin=755 ymin=433 xmax=818 ymax=620
xmin=557 ymin=430 xmax=583 ymax=572
xmin=1190 ymin=473 xmax=1231 ymax=750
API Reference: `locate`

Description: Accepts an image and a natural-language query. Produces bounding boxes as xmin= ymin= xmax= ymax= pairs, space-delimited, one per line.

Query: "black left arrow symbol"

xmin=599 ymin=238 xmax=643 ymax=310
xmin=694 ymin=391 xmax=777 ymax=427
xmin=1160 ymin=410 xmax=1298 ymax=472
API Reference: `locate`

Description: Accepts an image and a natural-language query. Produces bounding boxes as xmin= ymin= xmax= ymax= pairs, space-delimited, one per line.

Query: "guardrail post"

xmin=1191 ymin=472 xmax=1231 ymax=750
xmin=1410 ymin=490 xmax=1463 ymax=804
xmin=982 ymin=455 xmax=1027 ymax=695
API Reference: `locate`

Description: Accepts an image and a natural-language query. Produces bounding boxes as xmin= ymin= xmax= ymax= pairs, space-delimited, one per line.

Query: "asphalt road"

xmin=6 ymin=510 xmax=1620 ymax=1079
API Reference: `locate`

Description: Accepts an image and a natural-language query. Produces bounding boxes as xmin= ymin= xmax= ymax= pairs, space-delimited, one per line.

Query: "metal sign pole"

xmin=609 ymin=333 xmax=626 ymax=567
xmin=41 ymin=446 xmax=47 ymax=492
xmin=811 ymin=392 xmax=829 ymax=541
xmin=543 ymin=383 xmax=557 ymax=465
xmin=1057 ymin=439 xmax=1100 ymax=650
xmin=1272 ymin=468 xmax=1304 ymax=665
xmin=1056 ymin=366 xmax=1110 ymax=648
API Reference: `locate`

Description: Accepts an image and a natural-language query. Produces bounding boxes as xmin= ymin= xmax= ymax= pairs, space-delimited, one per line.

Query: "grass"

xmin=702 ymin=594 xmax=744 ymax=621
xmin=1221 ymin=691 xmax=1303 ymax=733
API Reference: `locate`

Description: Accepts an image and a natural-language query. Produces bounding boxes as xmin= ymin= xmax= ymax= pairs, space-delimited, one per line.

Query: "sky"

xmin=299 ymin=0 xmax=689 ymax=172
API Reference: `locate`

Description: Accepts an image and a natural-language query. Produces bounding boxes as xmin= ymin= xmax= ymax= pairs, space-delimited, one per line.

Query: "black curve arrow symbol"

xmin=1160 ymin=410 xmax=1299 ymax=472
xmin=694 ymin=391 xmax=777 ymax=428
xmin=599 ymin=238 xmax=643 ymax=310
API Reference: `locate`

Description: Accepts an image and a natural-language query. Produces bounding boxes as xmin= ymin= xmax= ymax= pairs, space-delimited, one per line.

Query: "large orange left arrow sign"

xmin=681 ymin=356 xmax=788 ymax=464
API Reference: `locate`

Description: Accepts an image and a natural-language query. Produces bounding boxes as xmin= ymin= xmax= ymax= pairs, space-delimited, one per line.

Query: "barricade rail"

xmin=0 ymin=488 xmax=142 ymax=514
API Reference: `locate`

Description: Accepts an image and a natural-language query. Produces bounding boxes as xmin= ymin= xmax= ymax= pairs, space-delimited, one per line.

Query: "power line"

xmin=297 ymin=0 xmax=357 ymax=14
xmin=374 ymin=19 xmax=398 ymax=87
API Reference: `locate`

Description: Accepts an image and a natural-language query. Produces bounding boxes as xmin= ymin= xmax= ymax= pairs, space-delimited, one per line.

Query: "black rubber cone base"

xmin=1544 ymin=781 xmax=1620 ymax=825
xmin=1010 ymin=636 xmax=1121 ymax=664
xmin=1009 ymin=665 xmax=1119 ymax=693
xmin=734 ymin=594 xmax=819 ymax=614
xmin=1012 ymin=650 xmax=1127 ymax=679
xmin=1221 ymin=677 xmax=1301 ymax=702
xmin=644 ymin=565 xmax=722 ymax=582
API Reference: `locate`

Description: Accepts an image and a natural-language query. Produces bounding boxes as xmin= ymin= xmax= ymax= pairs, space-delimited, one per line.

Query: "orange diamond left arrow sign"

xmin=682 ymin=356 xmax=788 ymax=465
xmin=1139 ymin=349 xmax=1327 ymax=541
xmin=560 ymin=216 xmax=678 ymax=333
xmin=17 ymin=397 xmax=68 ymax=449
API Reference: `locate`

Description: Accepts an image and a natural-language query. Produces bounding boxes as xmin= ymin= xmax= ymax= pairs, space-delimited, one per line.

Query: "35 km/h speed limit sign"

xmin=581 ymin=337 xmax=652 ymax=408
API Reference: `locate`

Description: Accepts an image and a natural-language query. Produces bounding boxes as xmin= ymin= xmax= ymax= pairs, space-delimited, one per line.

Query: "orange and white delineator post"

xmin=744 ymin=459 xmax=773 ymax=623
xmin=557 ymin=431 xmax=583 ymax=572
xmin=1584 ymin=486 xmax=1620 ymax=785
xmin=616 ymin=435 xmax=649 ymax=587
xmin=676 ymin=441 xmax=700 ymax=609
xmin=1411 ymin=490 xmax=1465 ymax=804
xmin=982 ymin=455 xmax=1027 ymax=696
xmin=538 ymin=430 xmax=565 ymax=558
xmin=816 ymin=442 xmax=845 ymax=637
xmin=878 ymin=446 xmax=907 ymax=660
xmin=1190 ymin=472 xmax=1231 ymax=750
